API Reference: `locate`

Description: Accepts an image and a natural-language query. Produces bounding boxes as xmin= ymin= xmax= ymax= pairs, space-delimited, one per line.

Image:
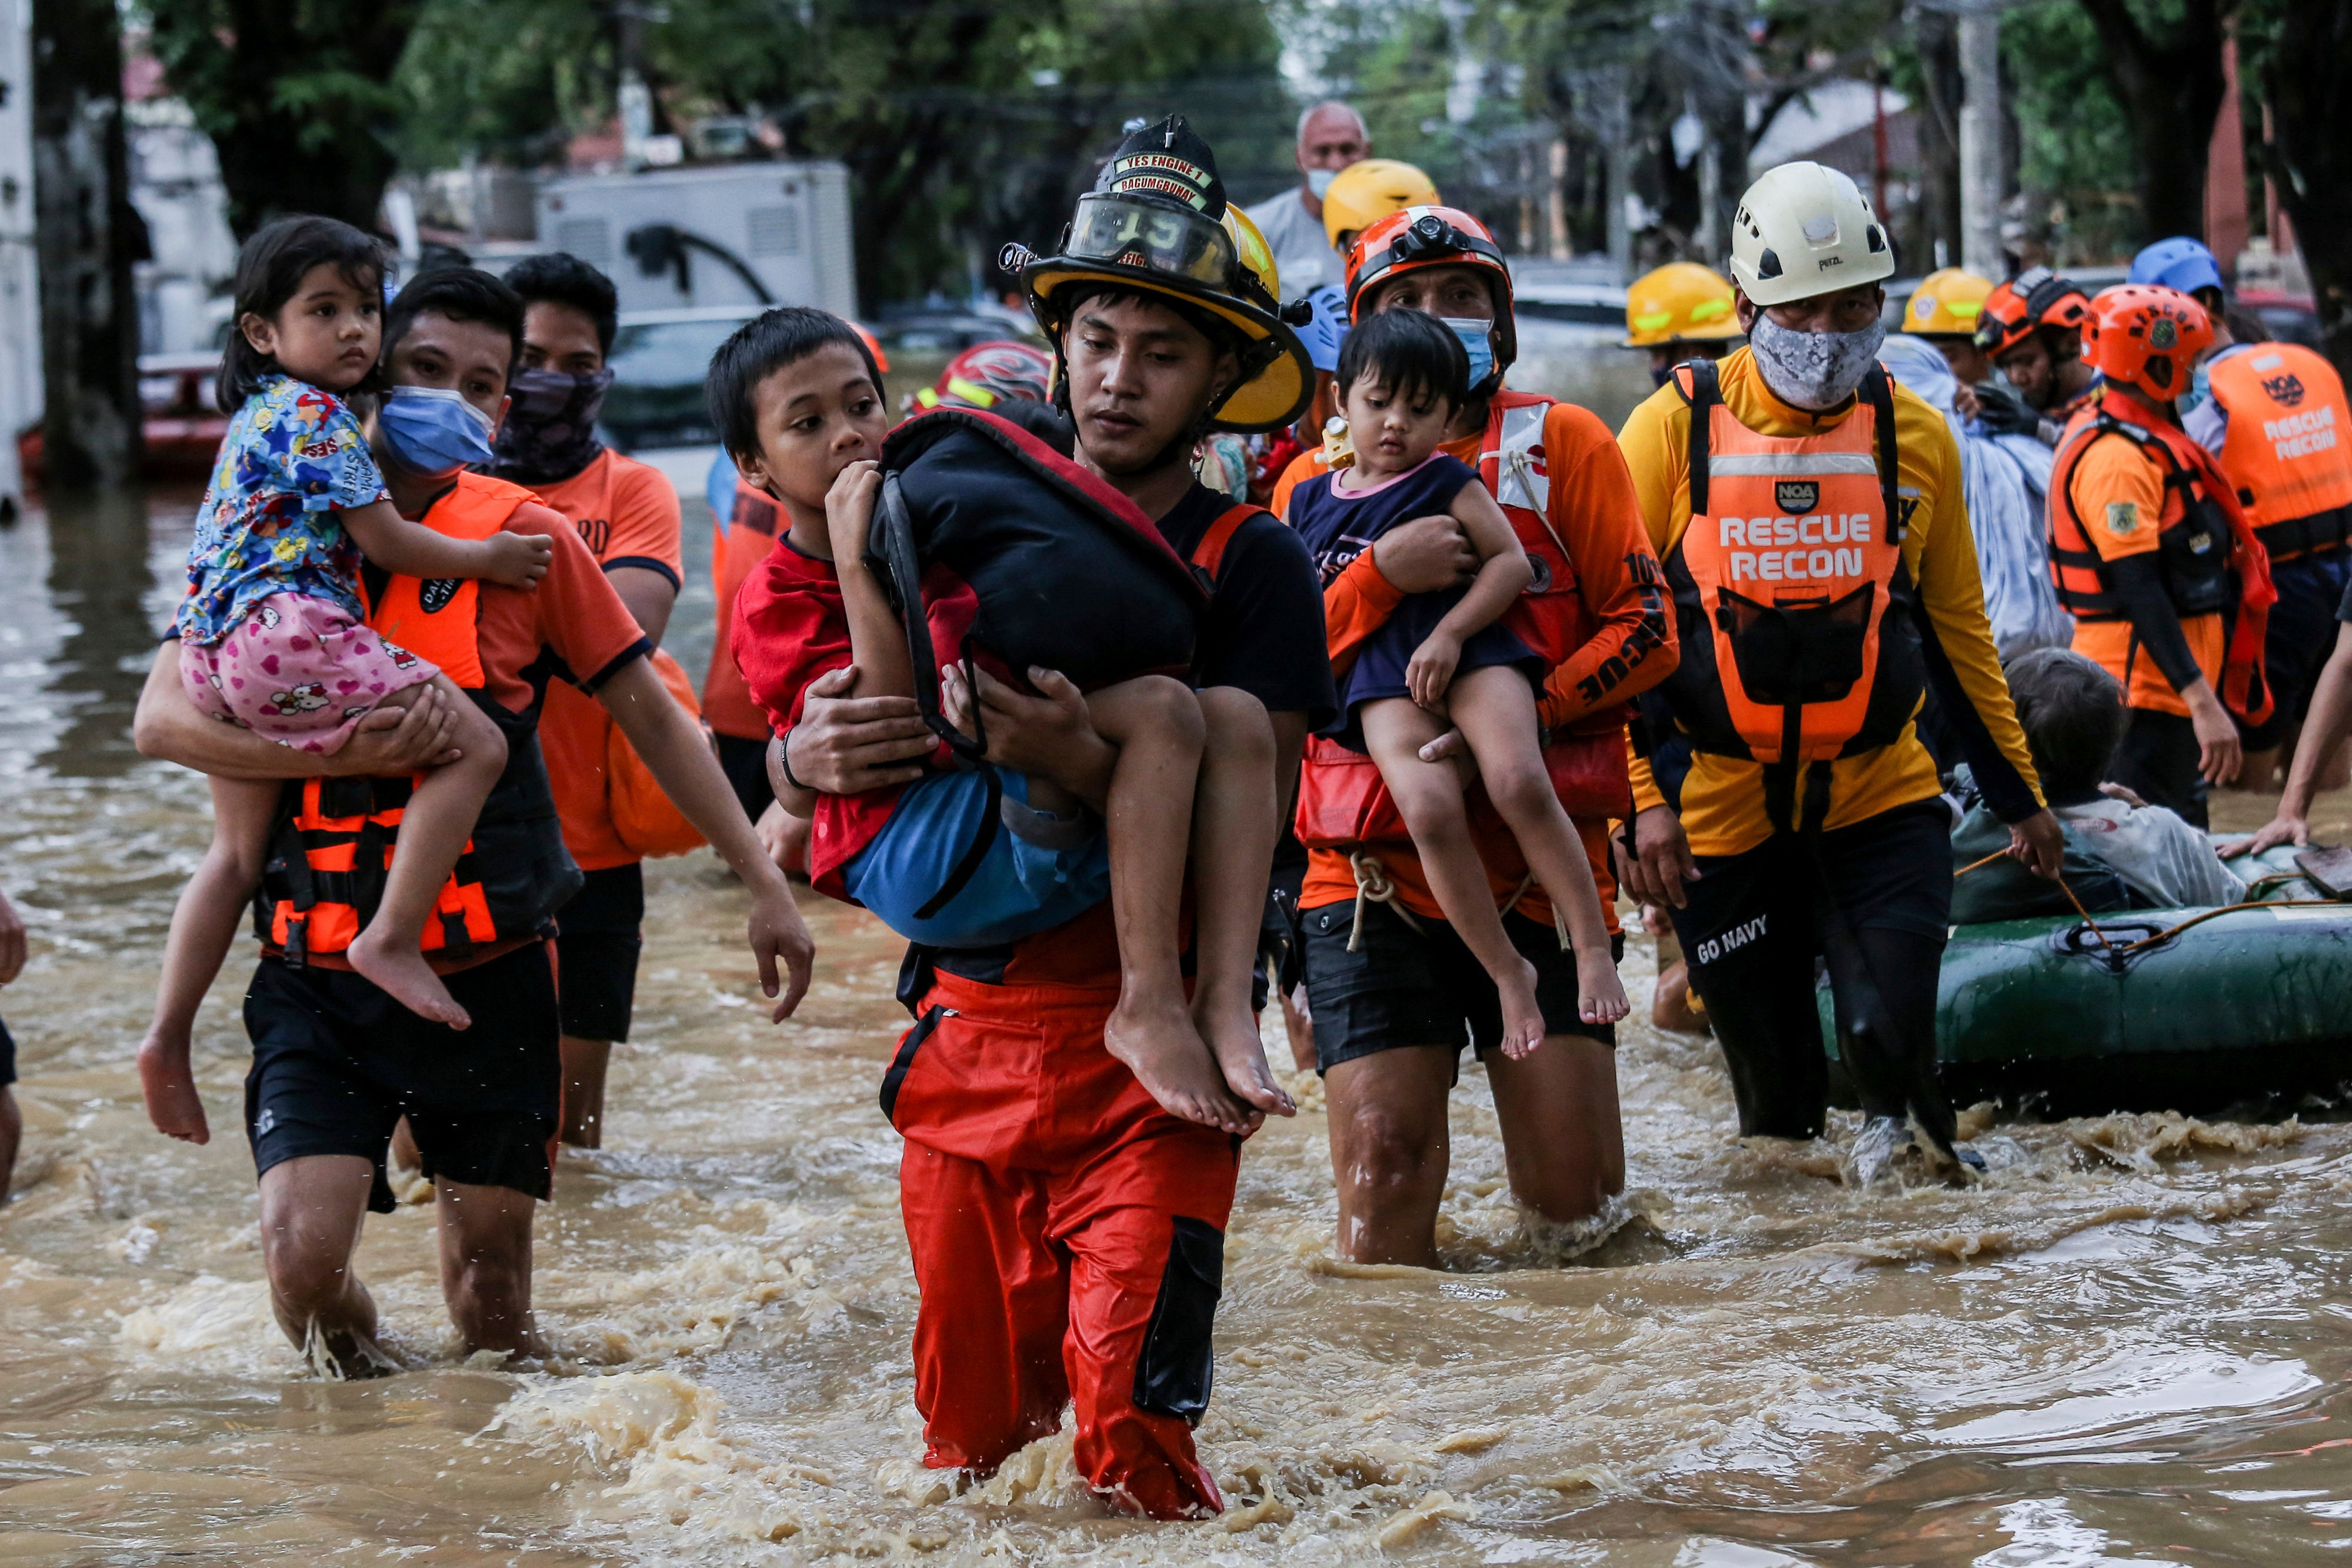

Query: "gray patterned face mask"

xmin=1748 ymin=311 xmax=1887 ymax=411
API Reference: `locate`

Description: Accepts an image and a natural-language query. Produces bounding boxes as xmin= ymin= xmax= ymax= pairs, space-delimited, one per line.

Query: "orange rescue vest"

xmin=1293 ymin=393 xmax=1634 ymax=852
xmin=253 ymin=473 xmax=584 ymax=967
xmin=1656 ymin=359 xmax=1926 ymax=776
xmin=2206 ymin=342 xmax=2352 ymax=561
xmin=2047 ymin=389 xmax=2277 ymax=725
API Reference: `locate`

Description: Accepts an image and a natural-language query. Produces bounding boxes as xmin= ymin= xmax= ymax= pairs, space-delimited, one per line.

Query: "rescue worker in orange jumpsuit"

xmin=773 ymin=117 xmax=1330 ymax=1519
xmin=2046 ymin=283 xmax=2277 ymax=829
xmin=1614 ymin=162 xmax=2064 ymax=1184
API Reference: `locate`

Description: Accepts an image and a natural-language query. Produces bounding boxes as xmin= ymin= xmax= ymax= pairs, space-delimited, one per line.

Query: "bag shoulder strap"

xmin=1681 ymin=358 xmax=1720 ymax=518
xmin=1191 ymin=502 xmax=1267 ymax=586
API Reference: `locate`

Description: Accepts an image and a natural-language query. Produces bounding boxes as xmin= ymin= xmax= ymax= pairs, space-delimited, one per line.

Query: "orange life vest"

xmin=2047 ymin=389 xmax=2277 ymax=725
xmin=1293 ymin=392 xmax=1634 ymax=851
xmin=2205 ymin=342 xmax=2352 ymax=561
xmin=1654 ymin=359 xmax=1925 ymax=778
xmin=253 ymin=473 xmax=583 ymax=968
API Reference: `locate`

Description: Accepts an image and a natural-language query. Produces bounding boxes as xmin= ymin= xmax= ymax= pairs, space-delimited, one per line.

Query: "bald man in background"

xmin=1244 ymin=101 xmax=1369 ymax=302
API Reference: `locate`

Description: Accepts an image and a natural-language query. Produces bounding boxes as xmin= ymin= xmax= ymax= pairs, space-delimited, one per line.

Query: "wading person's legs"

xmin=1487 ymin=1031 xmax=1624 ymax=1222
xmin=257 ymin=1153 xmax=386 ymax=1373
xmin=1668 ymin=839 xmax=1829 ymax=1140
xmin=435 ymin=1180 xmax=544 ymax=1355
xmin=1322 ymin=1046 xmax=1457 ymax=1266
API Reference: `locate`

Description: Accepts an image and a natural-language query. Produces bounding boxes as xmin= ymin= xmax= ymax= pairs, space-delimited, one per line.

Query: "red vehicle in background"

xmin=17 ymin=349 xmax=231 ymax=484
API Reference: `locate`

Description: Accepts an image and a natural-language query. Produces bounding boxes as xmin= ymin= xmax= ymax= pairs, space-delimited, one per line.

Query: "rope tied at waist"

xmin=1345 ymin=853 xmax=1561 ymax=951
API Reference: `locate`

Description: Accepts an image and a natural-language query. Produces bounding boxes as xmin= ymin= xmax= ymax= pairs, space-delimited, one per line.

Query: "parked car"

xmin=600 ymin=306 xmax=768 ymax=451
xmin=17 ymin=349 xmax=230 ymax=483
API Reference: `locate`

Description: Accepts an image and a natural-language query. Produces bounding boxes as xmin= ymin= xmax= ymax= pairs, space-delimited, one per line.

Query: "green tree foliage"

xmin=390 ymin=0 xmax=1293 ymax=308
xmin=138 ymin=0 xmax=427 ymax=237
xmin=2001 ymin=1 xmax=2139 ymax=262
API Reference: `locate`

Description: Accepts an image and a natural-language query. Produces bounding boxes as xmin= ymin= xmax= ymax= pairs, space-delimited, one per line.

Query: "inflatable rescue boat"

xmin=1824 ymin=840 xmax=2352 ymax=1115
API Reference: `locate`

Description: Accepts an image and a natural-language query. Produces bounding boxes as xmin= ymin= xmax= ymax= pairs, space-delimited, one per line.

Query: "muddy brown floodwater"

xmin=5 ymin=480 xmax=2352 ymax=1567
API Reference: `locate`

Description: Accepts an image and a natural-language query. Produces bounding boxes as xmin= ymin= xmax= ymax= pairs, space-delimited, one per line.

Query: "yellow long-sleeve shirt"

xmin=1617 ymin=348 xmax=2044 ymax=858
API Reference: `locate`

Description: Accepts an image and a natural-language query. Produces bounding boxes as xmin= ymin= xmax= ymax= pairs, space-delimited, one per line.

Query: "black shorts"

xmin=715 ymin=730 xmax=776 ymax=825
xmin=242 ymin=943 xmax=562 ymax=1213
xmin=1300 ymin=900 xmax=1623 ymax=1075
xmin=556 ymin=862 xmax=645 ymax=1042
xmin=2111 ymin=709 xmax=2208 ymax=830
xmin=0 ymin=1013 xmax=14 ymax=1087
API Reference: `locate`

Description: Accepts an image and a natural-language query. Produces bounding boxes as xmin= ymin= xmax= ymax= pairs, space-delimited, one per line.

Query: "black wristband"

xmin=776 ymin=730 xmax=811 ymax=793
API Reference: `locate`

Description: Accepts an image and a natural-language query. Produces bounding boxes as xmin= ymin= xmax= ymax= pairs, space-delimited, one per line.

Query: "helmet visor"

xmin=1066 ymin=194 xmax=1236 ymax=291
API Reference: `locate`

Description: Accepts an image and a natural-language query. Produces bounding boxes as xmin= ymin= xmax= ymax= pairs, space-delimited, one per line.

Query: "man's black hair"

xmin=503 ymin=252 xmax=621 ymax=355
xmin=2005 ymin=646 xmax=2126 ymax=805
xmin=383 ymin=266 xmax=527 ymax=379
xmin=1055 ymin=282 xmax=1250 ymax=376
xmin=218 ymin=215 xmax=388 ymax=412
xmin=705 ymin=306 xmax=885 ymax=464
xmin=1335 ymin=307 xmax=1469 ymax=413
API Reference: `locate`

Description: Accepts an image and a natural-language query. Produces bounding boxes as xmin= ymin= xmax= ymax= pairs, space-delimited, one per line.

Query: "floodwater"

xmin=5 ymin=475 xmax=2352 ymax=1568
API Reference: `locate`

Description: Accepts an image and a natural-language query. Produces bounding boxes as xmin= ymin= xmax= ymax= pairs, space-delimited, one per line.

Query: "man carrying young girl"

xmin=1270 ymin=203 xmax=1676 ymax=1266
xmin=132 ymin=260 xmax=811 ymax=1374
xmin=758 ymin=119 xmax=1330 ymax=1517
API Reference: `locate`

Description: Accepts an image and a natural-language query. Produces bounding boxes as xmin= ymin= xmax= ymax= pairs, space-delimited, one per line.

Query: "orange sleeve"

xmin=1269 ymin=446 xmax=1329 ymax=523
xmin=602 ymin=459 xmax=685 ymax=583
xmin=490 ymin=502 xmax=649 ymax=709
xmin=1533 ymin=404 xmax=1679 ymax=731
xmin=1323 ymin=548 xmax=1407 ymax=675
xmin=2066 ymin=433 xmax=2168 ymax=562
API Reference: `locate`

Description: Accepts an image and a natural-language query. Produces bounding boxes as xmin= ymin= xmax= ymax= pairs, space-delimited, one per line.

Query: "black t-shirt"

xmin=1155 ymin=482 xmax=1337 ymax=730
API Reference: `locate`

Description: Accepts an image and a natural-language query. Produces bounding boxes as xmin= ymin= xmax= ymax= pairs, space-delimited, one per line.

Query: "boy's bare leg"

xmin=139 ymin=775 xmax=280 ymax=1145
xmin=1184 ymin=686 xmax=1293 ymax=1117
xmin=347 ymin=678 xmax=507 ymax=1029
xmin=1361 ymin=696 xmax=1546 ymax=1055
xmin=1083 ymin=676 xmax=1255 ymax=1135
xmin=436 ymin=1180 xmax=546 ymax=1358
xmin=1447 ymin=668 xmax=1628 ymax=1037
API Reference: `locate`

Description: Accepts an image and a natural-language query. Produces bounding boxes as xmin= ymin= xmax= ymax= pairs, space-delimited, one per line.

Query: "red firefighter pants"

xmin=886 ymin=971 xmax=1239 ymax=1519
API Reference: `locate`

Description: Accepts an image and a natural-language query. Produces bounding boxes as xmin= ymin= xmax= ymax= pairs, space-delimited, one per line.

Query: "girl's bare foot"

xmin=1195 ymin=1000 xmax=1296 ymax=1119
xmin=1105 ymin=993 xmax=1258 ymax=1135
xmin=347 ymin=929 xmax=471 ymax=1029
xmin=136 ymin=1032 xmax=212 ymax=1143
xmin=1577 ymin=949 xmax=1630 ymax=1026
xmin=1494 ymin=955 xmax=1546 ymax=1060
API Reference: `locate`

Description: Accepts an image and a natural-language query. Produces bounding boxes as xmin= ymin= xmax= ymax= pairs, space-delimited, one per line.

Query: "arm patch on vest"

xmin=2105 ymin=501 xmax=2141 ymax=537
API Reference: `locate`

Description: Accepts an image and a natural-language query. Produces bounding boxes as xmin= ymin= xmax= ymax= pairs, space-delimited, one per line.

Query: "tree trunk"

xmin=2076 ymin=0 xmax=2232 ymax=245
xmin=1911 ymin=8 xmax=1963 ymax=273
xmin=31 ymin=0 xmax=142 ymax=489
xmin=2258 ymin=0 xmax=2352 ymax=376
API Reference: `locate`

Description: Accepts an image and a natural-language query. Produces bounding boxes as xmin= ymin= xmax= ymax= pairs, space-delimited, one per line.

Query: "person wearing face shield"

xmin=1266 ymin=203 xmax=1678 ymax=1267
xmin=484 ymin=252 xmax=693 ymax=1152
xmin=1241 ymin=99 xmax=1369 ymax=302
xmin=1614 ymin=161 xmax=2065 ymax=1186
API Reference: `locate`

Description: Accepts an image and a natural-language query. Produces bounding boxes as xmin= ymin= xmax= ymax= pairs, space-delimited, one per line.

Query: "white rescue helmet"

xmin=1728 ymin=161 xmax=1895 ymax=308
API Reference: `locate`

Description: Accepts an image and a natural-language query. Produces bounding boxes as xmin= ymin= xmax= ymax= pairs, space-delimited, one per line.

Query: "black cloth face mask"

xmin=484 ymin=366 xmax=615 ymax=485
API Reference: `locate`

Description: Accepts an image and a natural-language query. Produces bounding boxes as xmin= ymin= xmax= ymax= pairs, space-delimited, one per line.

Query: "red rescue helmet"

xmin=912 ymin=339 xmax=1054 ymax=412
xmin=2080 ymin=283 xmax=2212 ymax=401
xmin=1973 ymin=267 xmax=2091 ymax=359
xmin=1343 ymin=205 xmax=1517 ymax=377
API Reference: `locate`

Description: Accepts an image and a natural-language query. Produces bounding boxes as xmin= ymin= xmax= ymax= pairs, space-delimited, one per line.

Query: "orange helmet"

xmin=1343 ymin=205 xmax=1516 ymax=375
xmin=2080 ymin=283 xmax=2212 ymax=401
xmin=1973 ymin=267 xmax=2091 ymax=358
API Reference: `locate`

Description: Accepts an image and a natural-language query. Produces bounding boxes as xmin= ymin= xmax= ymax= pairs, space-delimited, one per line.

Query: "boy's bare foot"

xmin=137 ymin=1032 xmax=212 ymax=1144
xmin=348 ymin=929 xmax=471 ymax=1029
xmin=1493 ymin=955 xmax=1546 ymax=1060
xmin=1105 ymin=993 xmax=1259 ymax=1135
xmin=1577 ymin=949 xmax=1630 ymax=1026
xmin=1196 ymin=1001 xmax=1296 ymax=1118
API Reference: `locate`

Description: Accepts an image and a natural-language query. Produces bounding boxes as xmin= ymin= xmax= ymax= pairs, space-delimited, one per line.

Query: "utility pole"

xmin=1602 ymin=66 xmax=1634 ymax=283
xmin=31 ymin=0 xmax=140 ymax=488
xmin=1957 ymin=3 xmax=2004 ymax=280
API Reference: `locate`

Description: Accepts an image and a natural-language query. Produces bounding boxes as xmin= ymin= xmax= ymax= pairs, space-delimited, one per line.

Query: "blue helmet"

xmin=2129 ymin=236 xmax=2225 ymax=299
xmin=1289 ymin=283 xmax=1351 ymax=373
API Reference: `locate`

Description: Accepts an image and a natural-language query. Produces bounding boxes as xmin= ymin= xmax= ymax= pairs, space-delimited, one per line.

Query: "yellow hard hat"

xmin=1322 ymin=159 xmax=1442 ymax=247
xmin=1903 ymin=267 xmax=1996 ymax=338
xmin=1622 ymin=262 xmax=1740 ymax=348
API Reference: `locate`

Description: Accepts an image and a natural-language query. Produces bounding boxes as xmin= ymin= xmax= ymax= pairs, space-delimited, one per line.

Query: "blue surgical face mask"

xmin=1306 ymin=167 xmax=1338 ymax=199
xmin=378 ymin=385 xmax=497 ymax=479
xmin=1439 ymin=316 xmax=1498 ymax=396
xmin=2178 ymin=359 xmax=2212 ymax=418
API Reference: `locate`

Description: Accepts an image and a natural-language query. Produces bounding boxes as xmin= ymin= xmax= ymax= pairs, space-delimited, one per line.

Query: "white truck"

xmin=534 ymin=162 xmax=858 ymax=318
